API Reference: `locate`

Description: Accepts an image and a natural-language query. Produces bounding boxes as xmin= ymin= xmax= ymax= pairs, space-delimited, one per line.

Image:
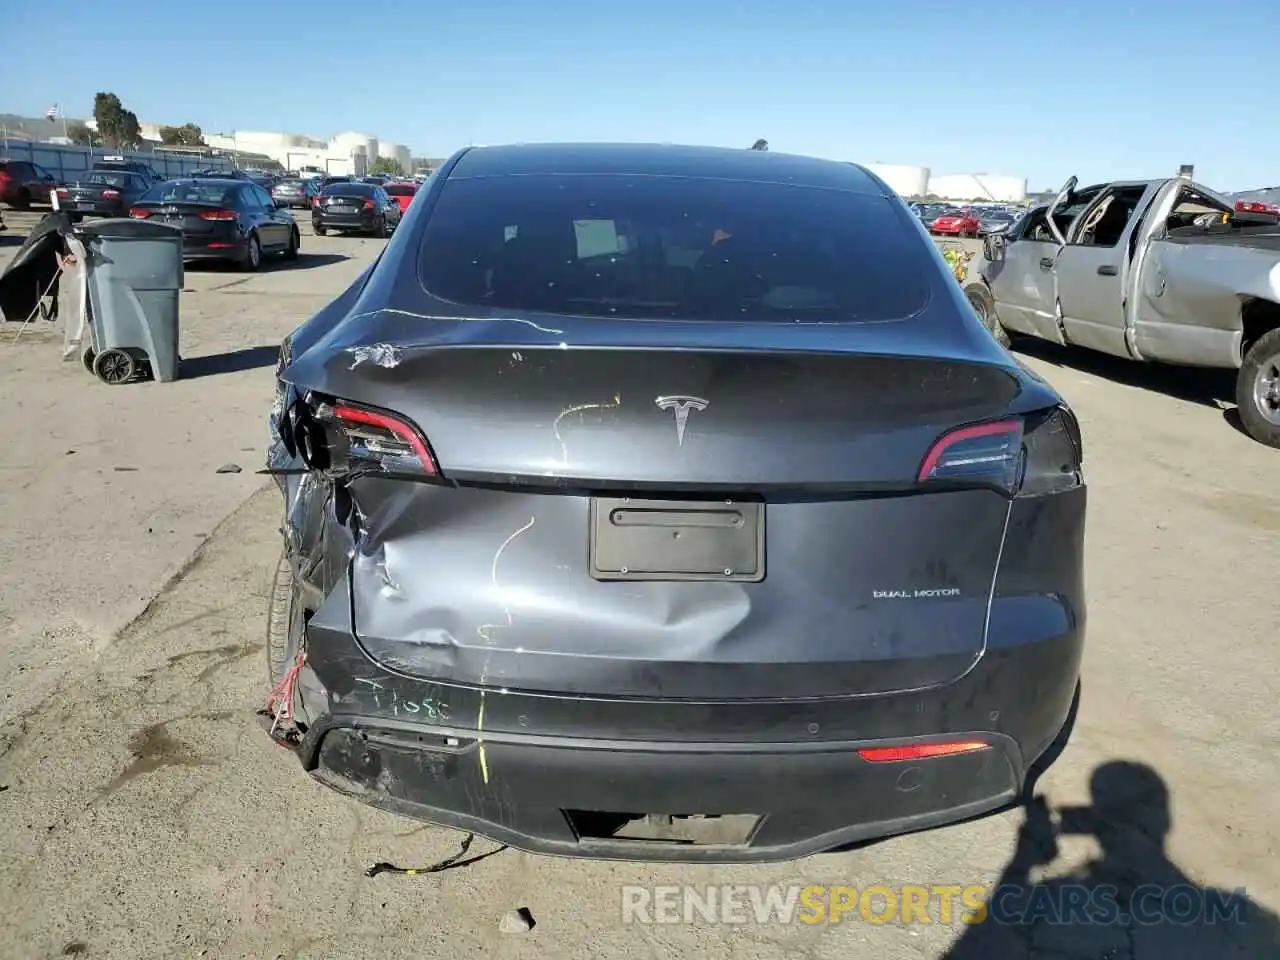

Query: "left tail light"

xmin=102 ymin=189 xmax=119 ymax=199
xmin=55 ymin=187 xmax=69 ymax=197
xmin=298 ymin=400 xmax=440 ymax=479
xmin=918 ymin=407 xmax=1082 ymax=496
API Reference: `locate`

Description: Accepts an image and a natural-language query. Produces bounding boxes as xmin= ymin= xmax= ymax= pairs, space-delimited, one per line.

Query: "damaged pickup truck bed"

xmin=263 ymin=142 xmax=1086 ymax=863
xmin=964 ymin=174 xmax=1280 ymax=447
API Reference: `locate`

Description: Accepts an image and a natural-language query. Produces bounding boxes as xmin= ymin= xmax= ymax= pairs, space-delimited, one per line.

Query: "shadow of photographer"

xmin=944 ymin=761 xmax=1280 ymax=958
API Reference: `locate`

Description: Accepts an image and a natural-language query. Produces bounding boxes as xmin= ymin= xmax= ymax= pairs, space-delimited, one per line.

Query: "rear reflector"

xmin=857 ymin=741 xmax=990 ymax=762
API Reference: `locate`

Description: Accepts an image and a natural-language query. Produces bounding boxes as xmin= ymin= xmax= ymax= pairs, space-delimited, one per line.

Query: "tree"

xmin=66 ymin=120 xmax=92 ymax=145
xmin=749 ymin=138 xmax=769 ymax=151
xmin=93 ymin=92 xmax=142 ymax=149
xmin=368 ymin=156 xmax=403 ymax=176
xmin=158 ymin=123 xmax=205 ymax=146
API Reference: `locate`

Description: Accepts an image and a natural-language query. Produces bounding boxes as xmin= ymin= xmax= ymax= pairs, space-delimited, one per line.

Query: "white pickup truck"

xmin=963 ymin=175 xmax=1280 ymax=447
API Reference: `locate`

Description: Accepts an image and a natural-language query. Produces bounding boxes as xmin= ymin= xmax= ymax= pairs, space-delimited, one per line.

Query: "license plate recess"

xmin=589 ymin=497 xmax=764 ymax=582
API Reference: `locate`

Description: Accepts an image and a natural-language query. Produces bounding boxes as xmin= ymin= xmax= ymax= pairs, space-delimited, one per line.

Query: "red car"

xmin=0 ymin=159 xmax=57 ymax=209
xmin=930 ymin=208 xmax=981 ymax=237
xmin=384 ymin=180 xmax=418 ymax=215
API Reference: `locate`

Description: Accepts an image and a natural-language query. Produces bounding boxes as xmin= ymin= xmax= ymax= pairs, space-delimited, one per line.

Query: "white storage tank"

xmin=864 ymin=163 xmax=930 ymax=198
xmin=377 ymin=142 xmax=412 ymax=175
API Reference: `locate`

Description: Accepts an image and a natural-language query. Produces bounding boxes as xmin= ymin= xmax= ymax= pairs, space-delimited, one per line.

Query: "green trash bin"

xmin=77 ymin=218 xmax=184 ymax=383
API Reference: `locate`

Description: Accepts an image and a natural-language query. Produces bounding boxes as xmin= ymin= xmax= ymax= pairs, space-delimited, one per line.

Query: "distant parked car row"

xmin=908 ymin=201 xmax=1023 ymax=238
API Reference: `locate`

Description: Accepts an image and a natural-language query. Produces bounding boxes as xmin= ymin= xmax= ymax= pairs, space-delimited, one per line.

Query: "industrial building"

xmin=864 ymin=163 xmax=1027 ymax=202
xmin=134 ymin=124 xmax=413 ymax=177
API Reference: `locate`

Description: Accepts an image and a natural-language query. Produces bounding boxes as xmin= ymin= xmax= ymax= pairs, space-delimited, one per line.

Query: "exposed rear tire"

xmin=266 ymin=547 xmax=304 ymax=685
xmin=11 ymin=189 xmax=31 ymax=211
xmin=1235 ymin=326 xmax=1280 ymax=448
xmin=964 ymin=282 xmax=1011 ymax=348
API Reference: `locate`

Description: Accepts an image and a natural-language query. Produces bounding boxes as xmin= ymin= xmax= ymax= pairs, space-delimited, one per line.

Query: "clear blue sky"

xmin=2 ymin=0 xmax=1276 ymax=191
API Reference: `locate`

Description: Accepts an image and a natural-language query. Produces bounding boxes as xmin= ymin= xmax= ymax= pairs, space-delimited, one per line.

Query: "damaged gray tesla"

xmin=264 ymin=142 xmax=1086 ymax=863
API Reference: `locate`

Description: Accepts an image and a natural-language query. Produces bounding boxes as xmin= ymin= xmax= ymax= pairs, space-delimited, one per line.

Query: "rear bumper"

xmin=183 ymin=238 xmax=248 ymax=262
xmin=305 ymin=719 xmax=1029 ymax=863
xmin=314 ymin=213 xmax=377 ymax=231
xmin=287 ymin=587 xmax=1083 ymax=862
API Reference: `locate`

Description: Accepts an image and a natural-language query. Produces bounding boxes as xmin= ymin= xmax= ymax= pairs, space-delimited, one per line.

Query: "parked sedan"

xmin=55 ymin=170 xmax=152 ymax=219
xmin=977 ymin=210 xmax=1017 ymax=237
xmin=312 ymin=182 xmax=400 ymax=236
xmin=384 ymin=180 xmax=418 ymax=215
xmin=931 ymin=208 xmax=982 ymax=237
xmin=129 ymin=177 xmax=300 ymax=270
xmin=0 ymin=159 xmax=57 ymax=209
xmin=265 ymin=142 xmax=1086 ymax=863
xmin=272 ymin=178 xmax=320 ymax=209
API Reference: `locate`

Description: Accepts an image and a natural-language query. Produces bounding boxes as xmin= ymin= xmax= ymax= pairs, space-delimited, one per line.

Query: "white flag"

xmin=45 ymin=103 xmax=60 ymax=122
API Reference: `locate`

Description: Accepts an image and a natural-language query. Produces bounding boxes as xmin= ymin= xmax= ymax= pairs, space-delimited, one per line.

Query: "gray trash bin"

xmin=77 ymin=218 xmax=184 ymax=383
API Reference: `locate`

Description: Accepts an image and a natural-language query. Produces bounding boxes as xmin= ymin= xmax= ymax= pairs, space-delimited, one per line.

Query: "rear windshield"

xmin=325 ymin=183 xmax=375 ymax=197
xmin=385 ymin=184 xmax=416 ymax=196
xmin=141 ymin=181 xmax=235 ymax=204
xmin=85 ymin=172 xmax=129 ymax=187
xmin=417 ymin=174 xmax=932 ymax=323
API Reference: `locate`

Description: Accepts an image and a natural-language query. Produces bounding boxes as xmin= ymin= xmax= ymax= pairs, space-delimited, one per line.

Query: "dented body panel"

xmin=265 ymin=143 xmax=1086 ymax=861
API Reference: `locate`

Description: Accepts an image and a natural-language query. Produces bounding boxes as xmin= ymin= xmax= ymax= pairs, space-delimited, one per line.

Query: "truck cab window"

xmin=1165 ymin=186 xmax=1232 ymax=233
xmin=1070 ymin=186 xmax=1147 ymax=247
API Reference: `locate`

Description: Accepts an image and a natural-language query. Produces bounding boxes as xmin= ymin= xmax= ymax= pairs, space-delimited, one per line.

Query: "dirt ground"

xmin=0 ymin=213 xmax=1277 ymax=959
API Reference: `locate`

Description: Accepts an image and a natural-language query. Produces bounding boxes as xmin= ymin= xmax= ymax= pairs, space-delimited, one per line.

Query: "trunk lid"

xmin=296 ymin=334 xmax=1048 ymax=701
xmin=133 ymin=201 xmax=232 ymax=235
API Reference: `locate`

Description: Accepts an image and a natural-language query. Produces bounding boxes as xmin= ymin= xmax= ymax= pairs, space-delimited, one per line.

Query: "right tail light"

xmin=918 ymin=407 xmax=1082 ymax=496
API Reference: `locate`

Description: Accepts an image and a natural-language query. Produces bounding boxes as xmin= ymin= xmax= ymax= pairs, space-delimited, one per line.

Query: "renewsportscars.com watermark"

xmin=620 ymin=884 xmax=1249 ymax=926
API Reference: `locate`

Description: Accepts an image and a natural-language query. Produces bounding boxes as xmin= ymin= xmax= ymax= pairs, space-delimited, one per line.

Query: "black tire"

xmin=266 ymin=547 xmax=304 ymax=685
xmin=81 ymin=347 xmax=96 ymax=373
xmin=241 ymin=233 xmax=262 ymax=272
xmin=314 ymin=224 xmax=327 ymax=236
xmin=284 ymin=227 xmax=300 ymax=261
xmin=1235 ymin=326 xmax=1280 ymax=448
xmin=11 ymin=189 xmax=31 ymax=211
xmin=964 ymin=282 xmax=1011 ymax=349
xmin=93 ymin=347 xmax=136 ymax=384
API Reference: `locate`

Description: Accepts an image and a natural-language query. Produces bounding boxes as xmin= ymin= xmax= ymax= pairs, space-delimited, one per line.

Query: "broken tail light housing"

xmin=298 ymin=400 xmax=440 ymax=479
xmin=919 ymin=407 xmax=1082 ymax=496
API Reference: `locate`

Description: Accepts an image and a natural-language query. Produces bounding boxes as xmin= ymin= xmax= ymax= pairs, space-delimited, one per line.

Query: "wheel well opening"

xmin=1241 ymin=298 xmax=1280 ymax=355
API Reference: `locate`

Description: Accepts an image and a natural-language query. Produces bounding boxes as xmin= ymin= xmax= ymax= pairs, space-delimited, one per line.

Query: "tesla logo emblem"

xmin=655 ymin=395 xmax=708 ymax=446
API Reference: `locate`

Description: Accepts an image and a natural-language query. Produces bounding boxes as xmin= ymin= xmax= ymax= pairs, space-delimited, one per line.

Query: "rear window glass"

xmin=85 ymin=172 xmax=129 ymax=187
xmin=141 ymin=181 xmax=235 ymax=204
xmin=417 ymin=174 xmax=932 ymax=323
xmin=325 ymin=184 xmax=374 ymax=197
